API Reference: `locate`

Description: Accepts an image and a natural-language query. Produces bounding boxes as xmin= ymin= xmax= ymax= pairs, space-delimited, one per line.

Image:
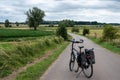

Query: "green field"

xmin=0 ymin=29 xmax=54 ymax=38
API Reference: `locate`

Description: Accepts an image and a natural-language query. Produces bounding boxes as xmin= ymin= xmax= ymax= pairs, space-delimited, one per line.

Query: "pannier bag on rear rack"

xmin=85 ymin=48 xmax=95 ymax=64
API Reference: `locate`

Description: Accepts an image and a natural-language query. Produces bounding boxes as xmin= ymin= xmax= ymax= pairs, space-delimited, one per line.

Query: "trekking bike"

xmin=69 ymin=39 xmax=95 ymax=78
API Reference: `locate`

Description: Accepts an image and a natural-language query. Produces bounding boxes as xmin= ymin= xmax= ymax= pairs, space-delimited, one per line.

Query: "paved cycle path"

xmin=40 ymin=33 xmax=120 ymax=80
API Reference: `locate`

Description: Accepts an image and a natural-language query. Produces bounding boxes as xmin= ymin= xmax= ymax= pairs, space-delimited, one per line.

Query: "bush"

xmin=83 ymin=28 xmax=90 ymax=36
xmin=9 ymin=25 xmax=12 ymax=27
xmin=71 ymin=27 xmax=79 ymax=32
xmin=56 ymin=21 xmax=68 ymax=40
xmin=102 ymin=24 xmax=118 ymax=41
xmin=15 ymin=22 xmax=19 ymax=27
xmin=49 ymin=24 xmax=54 ymax=27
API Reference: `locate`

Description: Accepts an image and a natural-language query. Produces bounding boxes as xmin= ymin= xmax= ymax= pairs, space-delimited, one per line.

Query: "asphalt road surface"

xmin=40 ymin=33 xmax=120 ymax=80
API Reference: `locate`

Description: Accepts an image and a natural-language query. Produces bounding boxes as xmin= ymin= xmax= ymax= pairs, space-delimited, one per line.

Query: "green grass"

xmin=0 ymin=43 xmax=15 ymax=50
xmin=0 ymin=29 xmax=54 ymax=38
xmin=15 ymin=42 xmax=69 ymax=80
xmin=0 ymin=37 xmax=64 ymax=78
xmin=88 ymin=37 xmax=120 ymax=54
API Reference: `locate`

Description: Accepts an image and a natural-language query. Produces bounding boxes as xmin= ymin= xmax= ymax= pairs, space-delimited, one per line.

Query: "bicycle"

xmin=69 ymin=39 xmax=95 ymax=78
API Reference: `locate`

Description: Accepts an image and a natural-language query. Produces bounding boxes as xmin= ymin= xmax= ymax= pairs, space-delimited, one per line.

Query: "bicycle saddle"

xmin=78 ymin=46 xmax=84 ymax=49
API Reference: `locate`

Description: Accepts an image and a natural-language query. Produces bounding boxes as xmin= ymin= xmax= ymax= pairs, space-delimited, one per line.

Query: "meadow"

xmin=69 ymin=25 xmax=120 ymax=54
xmin=89 ymin=29 xmax=120 ymax=54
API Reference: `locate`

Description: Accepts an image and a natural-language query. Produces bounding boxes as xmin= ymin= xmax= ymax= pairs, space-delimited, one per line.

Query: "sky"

xmin=0 ymin=0 xmax=120 ymax=23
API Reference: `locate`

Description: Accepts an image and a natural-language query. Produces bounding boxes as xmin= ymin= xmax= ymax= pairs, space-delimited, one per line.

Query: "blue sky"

xmin=0 ymin=0 xmax=120 ymax=23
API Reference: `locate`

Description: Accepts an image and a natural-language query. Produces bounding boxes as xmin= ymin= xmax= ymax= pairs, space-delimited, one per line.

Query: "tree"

xmin=15 ymin=22 xmax=19 ymax=26
xmin=102 ymin=24 xmax=118 ymax=41
xmin=5 ymin=19 xmax=10 ymax=27
xmin=26 ymin=7 xmax=45 ymax=30
xmin=56 ymin=21 xmax=68 ymax=40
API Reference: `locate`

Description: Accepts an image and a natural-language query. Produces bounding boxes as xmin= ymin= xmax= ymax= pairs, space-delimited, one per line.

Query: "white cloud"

xmin=0 ymin=0 xmax=120 ymax=23
xmin=25 ymin=0 xmax=44 ymax=4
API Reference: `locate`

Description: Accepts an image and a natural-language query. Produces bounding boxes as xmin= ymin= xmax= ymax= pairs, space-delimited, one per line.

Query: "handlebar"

xmin=69 ymin=39 xmax=84 ymax=51
xmin=68 ymin=39 xmax=84 ymax=43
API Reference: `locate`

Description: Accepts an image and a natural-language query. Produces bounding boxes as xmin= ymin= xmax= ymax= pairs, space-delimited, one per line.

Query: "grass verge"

xmin=15 ymin=42 xmax=69 ymax=80
xmin=0 ymin=37 xmax=64 ymax=78
xmin=88 ymin=37 xmax=120 ymax=54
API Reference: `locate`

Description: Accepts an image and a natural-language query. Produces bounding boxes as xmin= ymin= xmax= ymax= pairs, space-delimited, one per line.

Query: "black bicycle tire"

xmin=83 ymin=59 xmax=93 ymax=78
xmin=69 ymin=53 xmax=75 ymax=71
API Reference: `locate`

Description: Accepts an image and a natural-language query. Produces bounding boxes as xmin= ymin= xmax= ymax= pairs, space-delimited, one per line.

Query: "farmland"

xmin=0 ymin=0 xmax=120 ymax=79
xmin=0 ymin=28 xmax=54 ymax=42
xmin=0 ymin=24 xmax=120 ymax=79
xmin=0 ymin=26 xmax=69 ymax=79
xmin=0 ymin=29 xmax=54 ymax=38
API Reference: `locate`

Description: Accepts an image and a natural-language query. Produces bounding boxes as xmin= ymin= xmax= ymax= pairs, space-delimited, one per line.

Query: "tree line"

xmin=1 ymin=20 xmax=120 ymax=26
xmin=2 ymin=21 xmax=119 ymax=26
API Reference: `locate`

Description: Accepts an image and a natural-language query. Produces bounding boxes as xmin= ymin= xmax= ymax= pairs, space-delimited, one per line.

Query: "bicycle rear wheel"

xmin=83 ymin=59 xmax=93 ymax=78
xmin=69 ymin=53 xmax=75 ymax=71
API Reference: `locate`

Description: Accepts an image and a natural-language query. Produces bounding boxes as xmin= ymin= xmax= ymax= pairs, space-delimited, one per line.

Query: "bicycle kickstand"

xmin=75 ymin=66 xmax=79 ymax=73
xmin=76 ymin=69 xmax=83 ymax=78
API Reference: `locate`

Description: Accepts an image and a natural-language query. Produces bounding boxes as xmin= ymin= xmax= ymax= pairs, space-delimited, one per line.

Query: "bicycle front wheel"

xmin=69 ymin=53 xmax=75 ymax=71
xmin=83 ymin=59 xmax=93 ymax=78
